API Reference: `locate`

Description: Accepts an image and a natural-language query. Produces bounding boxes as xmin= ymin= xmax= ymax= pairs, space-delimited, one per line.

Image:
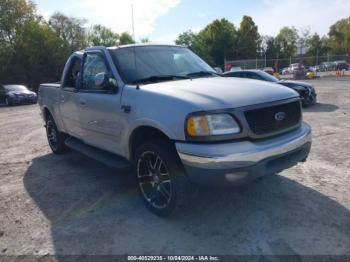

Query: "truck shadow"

xmin=23 ymin=153 xmax=350 ymax=255
xmin=304 ymin=103 xmax=339 ymax=113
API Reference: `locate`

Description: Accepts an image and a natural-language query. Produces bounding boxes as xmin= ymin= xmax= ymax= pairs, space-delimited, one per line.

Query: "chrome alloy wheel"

xmin=137 ymin=151 xmax=173 ymax=210
xmin=47 ymin=121 xmax=58 ymax=151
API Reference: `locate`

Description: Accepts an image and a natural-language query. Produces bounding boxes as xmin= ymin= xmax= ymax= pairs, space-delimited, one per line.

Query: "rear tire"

xmin=5 ymin=98 xmax=11 ymax=106
xmin=46 ymin=115 xmax=69 ymax=154
xmin=134 ymin=139 xmax=191 ymax=217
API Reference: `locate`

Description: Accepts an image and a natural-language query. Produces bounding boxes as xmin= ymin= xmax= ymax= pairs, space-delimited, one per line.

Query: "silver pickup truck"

xmin=38 ymin=44 xmax=312 ymax=216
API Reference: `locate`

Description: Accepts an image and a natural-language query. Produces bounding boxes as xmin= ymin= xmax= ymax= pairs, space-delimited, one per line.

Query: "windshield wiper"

xmin=131 ymin=75 xmax=189 ymax=84
xmin=186 ymin=71 xmax=220 ymax=77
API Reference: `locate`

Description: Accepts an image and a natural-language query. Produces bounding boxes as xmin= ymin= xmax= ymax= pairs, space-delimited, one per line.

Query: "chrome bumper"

xmin=176 ymin=123 xmax=312 ymax=185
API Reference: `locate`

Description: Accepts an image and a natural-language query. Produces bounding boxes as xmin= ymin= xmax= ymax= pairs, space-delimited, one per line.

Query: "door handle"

xmin=79 ymin=98 xmax=87 ymax=106
xmin=121 ymin=104 xmax=131 ymax=113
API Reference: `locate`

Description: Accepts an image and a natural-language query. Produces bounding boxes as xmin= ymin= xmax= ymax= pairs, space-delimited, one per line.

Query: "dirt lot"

xmin=0 ymin=78 xmax=349 ymax=256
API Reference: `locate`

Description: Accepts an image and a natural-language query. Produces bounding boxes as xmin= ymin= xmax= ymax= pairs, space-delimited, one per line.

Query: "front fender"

xmin=128 ymin=119 xmax=176 ymax=140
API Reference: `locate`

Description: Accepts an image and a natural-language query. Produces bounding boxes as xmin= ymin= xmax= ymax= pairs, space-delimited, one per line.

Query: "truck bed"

xmin=38 ymin=83 xmax=61 ymax=113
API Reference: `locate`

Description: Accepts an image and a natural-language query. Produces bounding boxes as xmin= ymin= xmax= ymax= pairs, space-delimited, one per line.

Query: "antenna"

xmin=131 ymin=4 xmax=139 ymax=88
xmin=131 ymin=4 xmax=135 ymax=42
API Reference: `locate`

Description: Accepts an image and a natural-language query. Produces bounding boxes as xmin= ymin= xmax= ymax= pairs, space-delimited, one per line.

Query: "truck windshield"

xmin=109 ymin=46 xmax=217 ymax=84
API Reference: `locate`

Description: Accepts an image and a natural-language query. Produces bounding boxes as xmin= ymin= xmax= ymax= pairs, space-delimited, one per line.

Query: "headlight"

xmin=186 ymin=114 xmax=240 ymax=137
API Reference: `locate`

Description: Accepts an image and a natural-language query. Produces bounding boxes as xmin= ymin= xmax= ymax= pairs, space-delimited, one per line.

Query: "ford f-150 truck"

xmin=38 ymin=44 xmax=312 ymax=216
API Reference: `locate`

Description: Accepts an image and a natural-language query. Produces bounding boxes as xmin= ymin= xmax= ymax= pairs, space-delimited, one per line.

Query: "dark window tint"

xmin=225 ymin=72 xmax=241 ymax=78
xmin=64 ymin=57 xmax=82 ymax=88
xmin=82 ymin=53 xmax=110 ymax=90
xmin=245 ymin=72 xmax=263 ymax=80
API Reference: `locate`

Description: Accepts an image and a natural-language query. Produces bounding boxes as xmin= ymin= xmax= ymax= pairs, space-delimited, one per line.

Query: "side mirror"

xmin=94 ymin=72 xmax=109 ymax=88
xmin=94 ymin=72 xmax=118 ymax=93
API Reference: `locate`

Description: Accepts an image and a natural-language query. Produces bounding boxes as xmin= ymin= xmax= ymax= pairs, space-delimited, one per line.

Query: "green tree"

xmin=49 ymin=12 xmax=87 ymax=51
xmin=88 ymin=24 xmax=119 ymax=47
xmin=261 ymin=36 xmax=281 ymax=59
xmin=198 ymin=18 xmax=237 ymax=66
xmin=236 ymin=16 xmax=260 ymax=59
xmin=0 ymin=0 xmax=70 ymax=89
xmin=119 ymin=32 xmax=135 ymax=45
xmin=140 ymin=37 xmax=150 ymax=43
xmin=176 ymin=30 xmax=197 ymax=48
xmin=305 ymin=33 xmax=330 ymax=57
xmin=275 ymin=26 xmax=298 ymax=58
xmin=175 ymin=30 xmax=208 ymax=61
xmin=8 ymin=20 xmax=70 ymax=87
xmin=328 ymin=17 xmax=350 ymax=54
xmin=0 ymin=0 xmax=36 ymax=44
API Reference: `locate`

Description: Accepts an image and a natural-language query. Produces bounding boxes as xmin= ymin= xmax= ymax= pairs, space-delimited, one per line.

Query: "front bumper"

xmin=301 ymin=90 xmax=317 ymax=106
xmin=8 ymin=96 xmax=37 ymax=104
xmin=176 ymin=122 xmax=312 ymax=186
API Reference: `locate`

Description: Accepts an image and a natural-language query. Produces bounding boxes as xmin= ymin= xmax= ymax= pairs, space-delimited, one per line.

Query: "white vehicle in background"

xmin=230 ymin=67 xmax=242 ymax=72
xmin=282 ymin=67 xmax=291 ymax=75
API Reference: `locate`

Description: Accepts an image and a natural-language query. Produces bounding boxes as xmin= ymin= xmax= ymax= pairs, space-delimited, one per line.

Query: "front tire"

xmin=134 ymin=139 xmax=191 ymax=217
xmin=46 ymin=115 xmax=69 ymax=154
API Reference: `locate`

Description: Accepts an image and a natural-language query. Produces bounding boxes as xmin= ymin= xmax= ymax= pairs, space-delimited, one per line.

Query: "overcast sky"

xmin=35 ymin=0 xmax=350 ymax=43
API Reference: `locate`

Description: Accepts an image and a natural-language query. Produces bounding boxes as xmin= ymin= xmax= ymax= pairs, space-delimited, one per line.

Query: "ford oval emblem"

xmin=275 ymin=112 xmax=286 ymax=121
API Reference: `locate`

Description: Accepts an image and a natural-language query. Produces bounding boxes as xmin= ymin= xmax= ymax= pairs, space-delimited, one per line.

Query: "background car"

xmin=0 ymin=85 xmax=38 ymax=106
xmin=281 ymin=67 xmax=291 ymax=75
xmin=315 ymin=64 xmax=327 ymax=72
xmin=229 ymin=66 xmax=242 ymax=72
xmin=263 ymin=67 xmax=275 ymax=75
xmin=290 ymin=63 xmax=305 ymax=74
xmin=223 ymin=70 xmax=317 ymax=107
xmin=306 ymin=66 xmax=317 ymax=73
xmin=334 ymin=60 xmax=349 ymax=70
xmin=321 ymin=62 xmax=336 ymax=71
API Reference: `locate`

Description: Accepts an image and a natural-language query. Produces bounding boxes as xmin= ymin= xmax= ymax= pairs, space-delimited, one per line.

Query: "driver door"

xmin=76 ymin=51 xmax=124 ymax=155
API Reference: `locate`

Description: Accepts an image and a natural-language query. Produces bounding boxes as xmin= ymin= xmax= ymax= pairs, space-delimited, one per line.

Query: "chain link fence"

xmin=224 ymin=54 xmax=350 ymax=73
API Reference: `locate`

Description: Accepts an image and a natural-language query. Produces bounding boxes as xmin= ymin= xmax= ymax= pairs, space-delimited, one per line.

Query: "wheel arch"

xmin=42 ymin=106 xmax=52 ymax=122
xmin=129 ymin=125 xmax=172 ymax=161
xmin=42 ymin=106 xmax=61 ymax=128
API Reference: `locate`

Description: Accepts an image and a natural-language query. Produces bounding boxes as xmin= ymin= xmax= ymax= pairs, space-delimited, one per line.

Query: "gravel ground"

xmin=0 ymin=78 xmax=349 ymax=256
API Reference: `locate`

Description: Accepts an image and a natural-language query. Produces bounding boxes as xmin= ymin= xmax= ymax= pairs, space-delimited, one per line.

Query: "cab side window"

xmin=82 ymin=53 xmax=111 ymax=91
xmin=64 ymin=57 xmax=82 ymax=89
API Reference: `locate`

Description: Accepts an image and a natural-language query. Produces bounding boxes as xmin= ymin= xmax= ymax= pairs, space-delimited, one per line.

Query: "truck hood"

xmin=141 ymin=77 xmax=299 ymax=110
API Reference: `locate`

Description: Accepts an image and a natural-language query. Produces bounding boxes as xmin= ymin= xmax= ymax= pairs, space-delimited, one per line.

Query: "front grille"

xmin=244 ymin=101 xmax=301 ymax=136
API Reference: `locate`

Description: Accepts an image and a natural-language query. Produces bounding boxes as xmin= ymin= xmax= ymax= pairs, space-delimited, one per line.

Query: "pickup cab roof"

xmin=73 ymin=44 xmax=185 ymax=57
xmin=83 ymin=43 xmax=183 ymax=52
